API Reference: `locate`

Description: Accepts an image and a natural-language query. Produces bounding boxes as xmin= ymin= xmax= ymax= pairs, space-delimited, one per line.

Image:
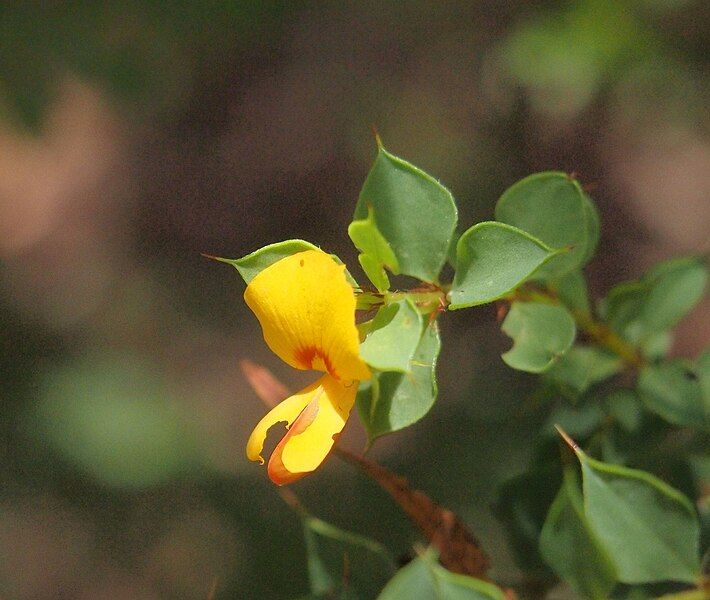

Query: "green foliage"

xmin=448 ymin=222 xmax=560 ymax=309
xmin=221 ymin=148 xmax=709 ymax=599
xmin=494 ymin=172 xmax=599 ymax=279
xmin=499 ymin=0 xmax=648 ymax=118
xmin=551 ymin=270 xmax=591 ymax=315
xmin=637 ymin=360 xmax=709 ymax=430
xmin=357 ymin=323 xmax=441 ymax=442
xmin=302 ymin=515 xmax=395 ymax=599
xmin=540 ymin=469 xmax=617 ymax=599
xmin=212 ymin=239 xmax=361 ymax=290
xmin=545 ymin=401 xmax=606 ymax=439
xmin=354 ymin=144 xmax=458 ymax=283
xmin=500 ymin=302 xmax=576 ymax=373
xmin=359 ymin=299 xmax=423 ymax=373
xmin=605 ymin=391 xmax=643 ymax=434
xmin=215 ymin=239 xmax=321 ymax=284
xmin=565 ymin=433 xmax=702 ymax=584
xmin=545 ymin=345 xmax=622 ymax=398
xmin=495 ymin=458 xmax=562 ymax=577
xmin=601 ymin=257 xmax=708 ymax=349
xmin=698 ymin=350 xmax=710 ymax=402
xmin=378 ymin=551 xmax=505 ymax=600
xmin=641 ymin=257 xmax=708 ymax=333
xmin=33 ymin=354 xmax=197 ymax=489
xmin=1 ymin=0 xmax=707 ymax=595
xmin=348 ymin=206 xmax=400 ymax=292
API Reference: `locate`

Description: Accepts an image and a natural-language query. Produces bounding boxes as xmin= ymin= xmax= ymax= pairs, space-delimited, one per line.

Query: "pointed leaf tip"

xmin=449 ymin=221 xmax=561 ymax=308
xmin=201 ymin=252 xmax=233 ymax=264
xmin=495 ymin=172 xmax=600 ymax=278
xmin=554 ymin=425 xmax=581 ymax=454
xmin=355 ymin=147 xmax=457 ymax=282
xmin=372 ymin=126 xmax=383 ymax=149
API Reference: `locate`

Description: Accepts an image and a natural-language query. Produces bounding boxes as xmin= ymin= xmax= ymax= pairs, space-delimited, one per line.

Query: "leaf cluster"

xmin=220 ymin=142 xmax=708 ymax=599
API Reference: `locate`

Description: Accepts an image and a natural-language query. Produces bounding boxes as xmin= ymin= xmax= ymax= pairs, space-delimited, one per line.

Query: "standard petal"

xmin=267 ymin=374 xmax=357 ymax=485
xmin=244 ymin=250 xmax=370 ymax=382
xmin=245 ymin=378 xmax=321 ymax=464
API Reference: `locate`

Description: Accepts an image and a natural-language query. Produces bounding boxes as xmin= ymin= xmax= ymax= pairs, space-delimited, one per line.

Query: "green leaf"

xmin=348 ymin=206 xmax=400 ymax=292
xmin=698 ymin=349 xmax=710 ymax=404
xmin=637 ymin=360 xmax=709 ymax=431
xmin=303 ymin=516 xmax=395 ymax=598
xmin=377 ymin=551 xmax=505 ymax=600
xmin=639 ymin=330 xmax=673 ymax=361
xmin=602 ymin=257 xmax=708 ymax=346
xmin=304 ymin=524 xmax=337 ymax=596
xmin=601 ymin=281 xmax=648 ymax=344
xmin=540 ymin=470 xmax=617 ymax=599
xmin=212 ymin=239 xmax=320 ymax=284
xmin=359 ymin=299 xmax=423 ymax=373
xmin=559 ymin=429 xmax=701 ymax=584
xmin=581 ymin=191 xmax=601 ymax=264
xmin=212 ymin=239 xmax=360 ymax=288
xmin=551 ymin=270 xmax=591 ymax=315
xmin=494 ymin=461 xmax=562 ymax=577
xmin=605 ymin=391 xmax=643 ymax=433
xmin=501 ymin=302 xmax=576 ymax=373
xmin=495 ymin=172 xmax=599 ymax=279
xmin=447 ymin=230 xmax=460 ymax=270
xmin=357 ymin=323 xmax=440 ymax=441
xmin=448 ymin=222 xmax=560 ymax=309
xmin=357 ymin=254 xmax=390 ymax=294
xmin=545 ymin=401 xmax=605 ymax=439
xmin=545 ymin=345 xmax=622 ymax=398
xmin=355 ymin=145 xmax=458 ymax=283
xmin=640 ymin=257 xmax=708 ymax=333
xmin=35 ymin=354 xmax=197 ymax=489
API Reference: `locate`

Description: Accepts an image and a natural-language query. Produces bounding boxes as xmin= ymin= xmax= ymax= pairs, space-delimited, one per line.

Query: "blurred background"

xmin=1 ymin=1 xmax=708 ymax=598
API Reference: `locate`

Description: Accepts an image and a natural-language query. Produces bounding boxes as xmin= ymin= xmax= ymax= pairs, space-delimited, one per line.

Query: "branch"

xmin=332 ymin=447 xmax=491 ymax=581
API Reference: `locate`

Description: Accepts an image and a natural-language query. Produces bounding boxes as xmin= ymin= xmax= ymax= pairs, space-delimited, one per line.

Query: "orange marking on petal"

xmin=243 ymin=250 xmax=370 ymax=382
xmin=268 ymin=393 xmax=321 ymax=485
xmin=295 ymin=346 xmax=338 ymax=379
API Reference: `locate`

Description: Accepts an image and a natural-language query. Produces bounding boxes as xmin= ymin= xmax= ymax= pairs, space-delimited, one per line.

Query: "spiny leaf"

xmin=545 ymin=345 xmax=622 ymax=398
xmin=348 ymin=205 xmax=399 ymax=292
xmin=355 ymin=144 xmax=458 ymax=283
xmin=495 ymin=172 xmax=599 ymax=279
xmin=637 ymin=360 xmax=709 ymax=431
xmin=357 ymin=322 xmax=441 ymax=441
xmin=449 ymin=221 xmax=561 ymax=309
xmin=377 ymin=550 xmax=505 ymax=600
xmin=208 ymin=239 xmax=320 ymax=284
xmin=280 ymin=489 xmax=395 ymax=598
xmin=601 ymin=257 xmax=708 ymax=348
xmin=540 ymin=469 xmax=617 ymax=599
xmin=501 ymin=302 xmax=576 ymax=373
xmin=359 ymin=299 xmax=423 ymax=372
xmin=556 ymin=428 xmax=701 ymax=584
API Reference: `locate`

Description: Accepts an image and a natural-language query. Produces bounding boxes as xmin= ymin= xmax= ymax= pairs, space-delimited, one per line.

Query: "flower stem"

xmin=356 ymin=283 xmax=449 ymax=315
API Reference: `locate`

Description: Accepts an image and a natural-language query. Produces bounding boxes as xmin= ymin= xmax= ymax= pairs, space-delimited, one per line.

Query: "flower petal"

xmin=245 ymin=378 xmax=321 ymax=464
xmin=267 ymin=374 xmax=357 ymax=485
xmin=244 ymin=250 xmax=370 ymax=382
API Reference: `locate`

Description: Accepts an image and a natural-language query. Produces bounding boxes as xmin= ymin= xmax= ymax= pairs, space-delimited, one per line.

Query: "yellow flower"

xmin=244 ymin=249 xmax=370 ymax=485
